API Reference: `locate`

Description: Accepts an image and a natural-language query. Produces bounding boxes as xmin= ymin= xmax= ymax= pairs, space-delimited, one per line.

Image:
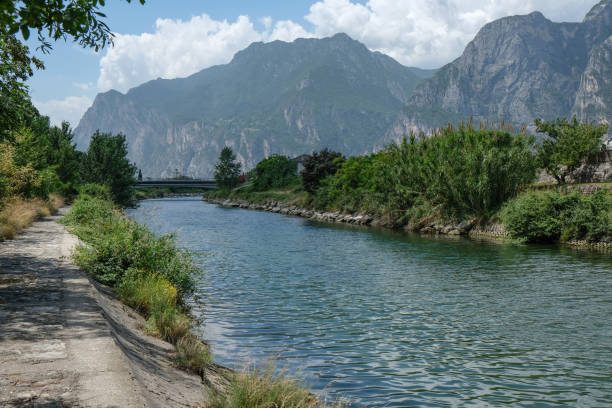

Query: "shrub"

xmin=501 ymin=190 xmax=612 ymax=243
xmin=117 ymin=269 xmax=178 ymax=315
xmin=301 ymin=149 xmax=345 ymax=193
xmin=250 ymin=155 xmax=298 ymax=191
xmin=62 ymin=195 xmax=198 ymax=295
xmin=311 ymin=124 xmax=537 ymax=222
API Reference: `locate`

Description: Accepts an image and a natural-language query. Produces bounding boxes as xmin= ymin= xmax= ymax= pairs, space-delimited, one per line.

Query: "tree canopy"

xmin=535 ymin=117 xmax=608 ymax=184
xmin=80 ymin=131 xmax=136 ymax=206
xmin=214 ymin=146 xmax=241 ymax=190
xmin=1 ymin=0 xmax=145 ymax=52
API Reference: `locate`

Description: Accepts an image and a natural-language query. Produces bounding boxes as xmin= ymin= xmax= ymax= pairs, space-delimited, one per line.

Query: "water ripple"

xmin=129 ymin=198 xmax=612 ymax=407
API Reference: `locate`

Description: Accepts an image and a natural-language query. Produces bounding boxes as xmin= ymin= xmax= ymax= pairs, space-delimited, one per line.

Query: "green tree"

xmin=80 ymin=131 xmax=136 ymax=206
xmin=250 ymin=155 xmax=297 ymax=191
xmin=535 ymin=117 xmax=608 ymax=184
xmin=1 ymin=0 xmax=145 ymax=52
xmin=214 ymin=146 xmax=241 ymax=190
xmin=0 ymin=34 xmax=44 ymax=139
xmin=301 ymin=148 xmax=345 ymax=193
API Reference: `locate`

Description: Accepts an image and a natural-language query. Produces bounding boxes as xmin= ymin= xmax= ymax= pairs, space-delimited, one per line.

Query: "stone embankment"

xmin=203 ymin=198 xmax=503 ymax=238
xmin=205 ymin=197 xmax=612 ymax=250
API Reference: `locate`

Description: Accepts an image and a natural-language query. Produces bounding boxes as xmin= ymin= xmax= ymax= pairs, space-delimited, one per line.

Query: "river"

xmin=128 ymin=197 xmax=612 ymax=407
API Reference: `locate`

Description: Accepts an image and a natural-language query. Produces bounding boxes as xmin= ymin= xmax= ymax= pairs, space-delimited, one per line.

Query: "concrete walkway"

xmin=0 ymin=208 xmax=203 ymax=407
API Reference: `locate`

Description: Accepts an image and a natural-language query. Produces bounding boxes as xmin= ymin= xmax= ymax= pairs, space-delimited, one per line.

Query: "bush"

xmin=117 ymin=269 xmax=178 ymax=315
xmin=501 ymin=190 xmax=612 ymax=243
xmin=62 ymin=194 xmax=198 ymax=295
xmin=311 ymin=124 xmax=537 ymax=222
xmin=301 ymin=149 xmax=345 ymax=193
xmin=249 ymin=155 xmax=298 ymax=191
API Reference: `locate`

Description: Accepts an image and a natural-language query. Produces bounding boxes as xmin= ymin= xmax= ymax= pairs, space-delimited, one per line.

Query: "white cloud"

xmin=34 ymin=96 xmax=93 ymax=127
xmin=98 ymin=14 xmax=315 ymax=92
xmin=96 ymin=1 xmax=598 ymax=92
xmin=305 ymin=0 xmax=598 ymax=68
xmin=72 ymin=81 xmax=94 ymax=91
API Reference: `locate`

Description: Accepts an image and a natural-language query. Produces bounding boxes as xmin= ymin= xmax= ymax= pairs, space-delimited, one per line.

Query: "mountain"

xmin=75 ymin=34 xmax=434 ymax=178
xmin=387 ymin=0 xmax=612 ymax=142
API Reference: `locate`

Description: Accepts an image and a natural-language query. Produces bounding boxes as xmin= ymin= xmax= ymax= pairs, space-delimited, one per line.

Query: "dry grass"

xmin=0 ymin=196 xmax=64 ymax=241
xmin=207 ymin=363 xmax=346 ymax=408
xmin=177 ymin=334 xmax=213 ymax=373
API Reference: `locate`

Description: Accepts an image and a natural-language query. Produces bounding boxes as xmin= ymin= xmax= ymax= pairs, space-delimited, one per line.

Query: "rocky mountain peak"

xmin=583 ymin=0 xmax=612 ymax=22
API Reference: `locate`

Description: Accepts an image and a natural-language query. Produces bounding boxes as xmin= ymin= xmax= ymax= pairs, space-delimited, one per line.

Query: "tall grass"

xmin=0 ymin=194 xmax=64 ymax=240
xmin=208 ymin=364 xmax=345 ymax=408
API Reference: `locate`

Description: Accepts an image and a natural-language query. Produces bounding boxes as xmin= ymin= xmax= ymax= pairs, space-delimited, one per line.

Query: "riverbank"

xmin=202 ymin=196 xmax=612 ymax=250
xmin=0 ymin=208 xmax=216 ymax=407
xmin=57 ymin=192 xmax=345 ymax=407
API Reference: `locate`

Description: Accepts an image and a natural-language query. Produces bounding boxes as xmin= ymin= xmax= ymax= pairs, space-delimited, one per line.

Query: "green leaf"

xmin=20 ymin=25 xmax=30 ymax=40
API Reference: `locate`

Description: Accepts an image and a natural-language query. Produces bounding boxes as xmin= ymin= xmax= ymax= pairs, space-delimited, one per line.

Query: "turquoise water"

xmin=128 ymin=198 xmax=612 ymax=407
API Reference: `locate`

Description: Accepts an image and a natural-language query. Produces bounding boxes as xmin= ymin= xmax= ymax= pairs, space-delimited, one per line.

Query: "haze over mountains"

xmin=75 ymin=0 xmax=612 ymax=178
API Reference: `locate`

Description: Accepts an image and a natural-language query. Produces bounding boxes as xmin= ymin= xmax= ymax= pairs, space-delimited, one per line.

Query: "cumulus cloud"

xmin=98 ymin=14 xmax=315 ymax=92
xmin=34 ymin=96 xmax=93 ymax=127
xmin=97 ymin=0 xmax=597 ymax=92
xmin=305 ymin=0 xmax=597 ymax=68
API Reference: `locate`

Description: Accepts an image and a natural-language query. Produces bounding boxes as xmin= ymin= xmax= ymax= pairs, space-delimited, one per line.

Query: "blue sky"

xmin=27 ymin=0 xmax=599 ymax=127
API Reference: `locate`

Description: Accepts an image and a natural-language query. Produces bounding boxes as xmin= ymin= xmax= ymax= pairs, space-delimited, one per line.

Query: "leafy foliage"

xmin=0 ymin=0 xmax=145 ymax=52
xmin=535 ymin=117 xmax=608 ymax=184
xmin=61 ymin=194 xmax=198 ymax=295
xmin=249 ymin=155 xmax=298 ymax=191
xmin=301 ymin=148 xmax=345 ymax=193
xmin=79 ymin=131 xmax=136 ymax=206
xmin=501 ymin=190 xmax=612 ymax=243
xmin=0 ymin=118 xmax=80 ymax=203
xmin=0 ymin=34 xmax=43 ymax=140
xmin=62 ymin=193 xmax=211 ymax=371
xmin=214 ymin=146 xmax=241 ymax=190
xmin=313 ymin=124 xmax=537 ymax=221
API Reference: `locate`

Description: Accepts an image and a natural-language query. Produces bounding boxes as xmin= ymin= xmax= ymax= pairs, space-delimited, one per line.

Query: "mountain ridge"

xmin=75 ymin=33 xmax=433 ymax=177
xmin=385 ymin=0 xmax=612 ymax=143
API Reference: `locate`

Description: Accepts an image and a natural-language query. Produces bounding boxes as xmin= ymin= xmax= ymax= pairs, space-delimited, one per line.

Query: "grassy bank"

xmin=60 ymin=190 xmax=212 ymax=374
xmin=63 ymin=188 xmax=344 ymax=406
xmin=0 ymin=194 xmax=64 ymax=240
xmin=206 ymin=183 xmax=308 ymax=207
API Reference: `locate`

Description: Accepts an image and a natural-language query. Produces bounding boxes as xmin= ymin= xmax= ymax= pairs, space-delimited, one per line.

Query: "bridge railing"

xmin=135 ymin=179 xmax=217 ymax=189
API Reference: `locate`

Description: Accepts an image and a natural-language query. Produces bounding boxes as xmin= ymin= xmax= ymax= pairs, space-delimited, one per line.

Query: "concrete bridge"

xmin=135 ymin=179 xmax=217 ymax=189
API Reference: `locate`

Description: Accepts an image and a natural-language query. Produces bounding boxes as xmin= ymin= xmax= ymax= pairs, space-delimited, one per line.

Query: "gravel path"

xmin=0 ymin=208 xmax=204 ymax=407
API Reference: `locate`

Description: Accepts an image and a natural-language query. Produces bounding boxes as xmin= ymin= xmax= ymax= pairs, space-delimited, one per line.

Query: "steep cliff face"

xmin=387 ymin=0 xmax=612 ymax=142
xmin=573 ymin=36 xmax=612 ymax=130
xmin=75 ymin=34 xmax=432 ymax=178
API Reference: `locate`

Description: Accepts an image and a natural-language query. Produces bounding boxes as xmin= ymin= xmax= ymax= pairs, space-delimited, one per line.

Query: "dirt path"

xmin=0 ymin=208 xmax=204 ymax=407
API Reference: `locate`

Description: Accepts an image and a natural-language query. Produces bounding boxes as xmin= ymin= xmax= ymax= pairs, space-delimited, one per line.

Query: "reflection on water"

xmin=129 ymin=198 xmax=612 ymax=407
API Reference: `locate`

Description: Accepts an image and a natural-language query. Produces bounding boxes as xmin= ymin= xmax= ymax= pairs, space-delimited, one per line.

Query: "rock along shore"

xmin=202 ymin=197 xmax=503 ymax=238
xmin=203 ymin=197 xmax=612 ymax=250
